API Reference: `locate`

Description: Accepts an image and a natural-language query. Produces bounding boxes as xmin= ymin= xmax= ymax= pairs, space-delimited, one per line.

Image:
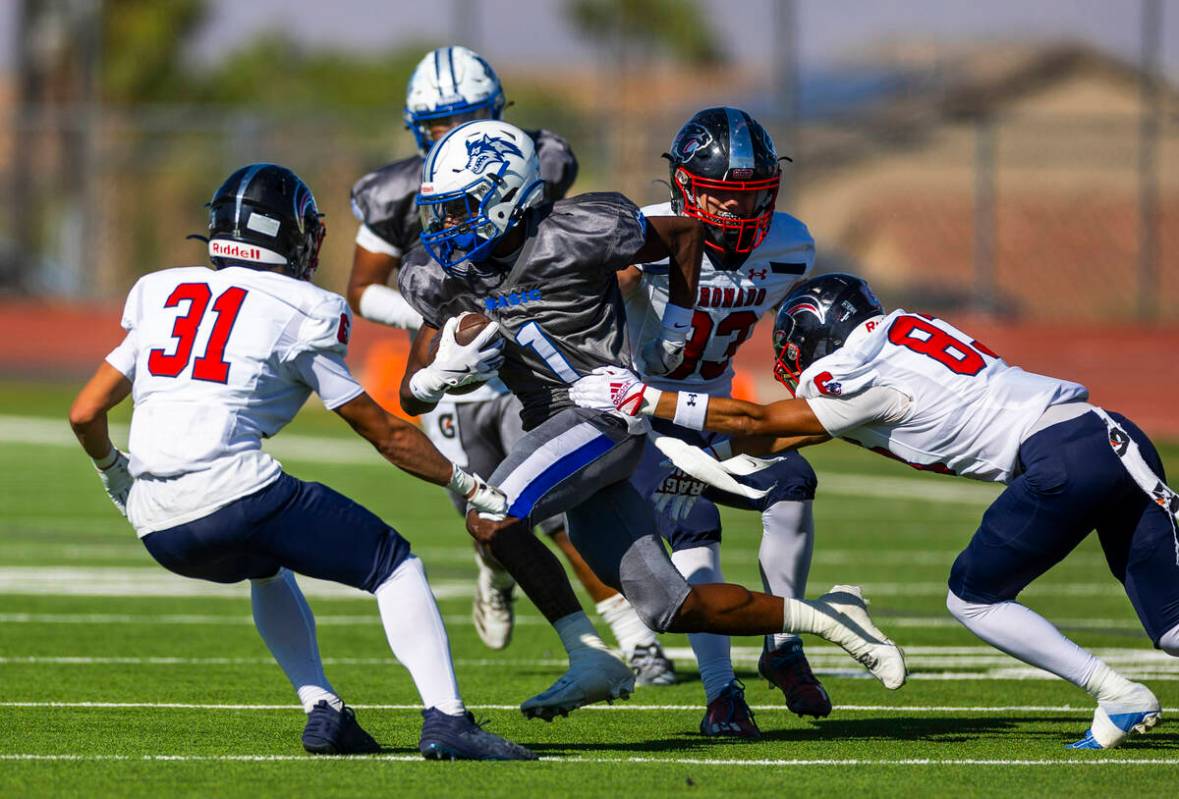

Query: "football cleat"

xmin=419 ymin=708 xmax=537 ymax=761
xmin=301 ymin=701 xmax=382 ymax=755
xmin=629 ymin=642 xmax=677 ymax=687
xmin=699 ymin=680 xmax=761 ymax=740
xmin=472 ymin=555 xmax=515 ymax=650
xmin=520 ymin=648 xmax=635 ymax=721
xmin=759 ymin=640 xmax=833 ymax=718
xmin=813 ymin=584 xmax=907 ymax=690
xmin=1068 ymin=685 xmax=1162 ymax=749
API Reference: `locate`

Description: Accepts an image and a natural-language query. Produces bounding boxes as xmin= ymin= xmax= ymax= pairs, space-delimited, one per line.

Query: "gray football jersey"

xmin=399 ymin=192 xmax=648 ymax=429
xmin=350 ymin=128 xmax=578 ymax=256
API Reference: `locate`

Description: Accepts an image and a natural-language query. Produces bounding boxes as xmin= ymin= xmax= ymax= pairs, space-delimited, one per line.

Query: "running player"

xmin=399 ymin=120 xmax=907 ymax=722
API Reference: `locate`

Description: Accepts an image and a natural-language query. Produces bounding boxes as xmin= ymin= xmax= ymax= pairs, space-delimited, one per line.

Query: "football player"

xmin=68 ymin=164 xmax=535 ymax=760
xmin=399 ymin=120 xmax=908 ymax=722
xmin=618 ymin=107 xmax=828 ymax=737
xmin=347 ymin=46 xmax=673 ymax=683
xmin=571 ymin=273 xmax=1177 ymax=749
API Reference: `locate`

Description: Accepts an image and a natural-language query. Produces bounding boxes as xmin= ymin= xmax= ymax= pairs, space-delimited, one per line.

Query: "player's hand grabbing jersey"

xmin=796 ymin=310 xmax=1088 ymax=482
xmin=350 ymin=128 xmax=578 ymax=260
xmin=399 ymin=193 xmax=646 ymax=430
xmin=628 ymin=202 xmax=814 ymax=395
xmin=105 ymin=265 xmax=361 ymax=535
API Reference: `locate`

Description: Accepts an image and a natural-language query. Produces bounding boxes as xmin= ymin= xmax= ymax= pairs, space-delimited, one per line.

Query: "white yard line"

xmin=3 ymin=701 xmax=1176 ymax=714
xmin=0 ymin=752 xmax=1177 ymax=766
xmin=0 ymin=414 xmax=1000 ymax=505
xmin=0 ymin=566 xmax=1128 ymax=599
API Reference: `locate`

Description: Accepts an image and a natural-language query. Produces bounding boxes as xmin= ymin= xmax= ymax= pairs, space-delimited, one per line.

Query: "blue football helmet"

xmin=403 ymin=46 xmax=506 ymax=155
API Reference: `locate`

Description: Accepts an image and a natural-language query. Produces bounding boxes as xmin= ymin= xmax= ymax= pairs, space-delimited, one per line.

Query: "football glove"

xmin=568 ymin=366 xmax=661 ymax=417
xmin=448 ymin=465 xmax=509 ymax=517
xmin=93 ymin=447 xmax=133 ymax=517
xmin=639 ymin=304 xmax=692 ymax=376
xmin=410 ymin=315 xmax=504 ymax=403
xmin=653 ymin=467 xmax=707 ymax=521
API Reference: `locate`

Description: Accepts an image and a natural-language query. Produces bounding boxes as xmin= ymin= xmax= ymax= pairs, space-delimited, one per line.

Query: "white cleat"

xmin=1068 ymin=683 xmax=1162 ymax=749
xmin=520 ymin=648 xmax=635 ymax=721
xmin=814 ymin=584 xmax=907 ymax=690
xmin=472 ymin=555 xmax=515 ymax=650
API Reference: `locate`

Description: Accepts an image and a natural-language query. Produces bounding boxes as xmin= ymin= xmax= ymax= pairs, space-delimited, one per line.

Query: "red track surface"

xmin=3 ymin=300 xmax=1176 ymax=438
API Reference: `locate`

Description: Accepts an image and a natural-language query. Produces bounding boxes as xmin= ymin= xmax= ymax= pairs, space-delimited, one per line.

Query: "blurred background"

xmin=0 ymin=0 xmax=1176 ymax=434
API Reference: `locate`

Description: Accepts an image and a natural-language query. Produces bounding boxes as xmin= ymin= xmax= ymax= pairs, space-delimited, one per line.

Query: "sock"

xmin=595 ymin=594 xmax=656 ymax=652
xmin=250 ymin=569 xmax=341 ymax=713
xmin=1159 ymin=623 xmax=1179 ymax=657
xmin=671 ymin=544 xmax=734 ymax=702
xmin=945 ymin=590 xmax=1139 ymax=703
xmin=554 ymin=611 xmax=612 ymax=661
xmin=374 ymin=556 xmax=466 ymax=717
xmin=758 ymin=500 xmax=815 ymax=651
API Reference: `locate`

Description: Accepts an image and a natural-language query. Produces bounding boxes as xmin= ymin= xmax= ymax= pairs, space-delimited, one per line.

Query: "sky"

xmin=0 ymin=0 xmax=1175 ymax=78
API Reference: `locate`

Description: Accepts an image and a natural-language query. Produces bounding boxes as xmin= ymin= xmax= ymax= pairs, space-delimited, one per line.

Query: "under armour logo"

xmin=686 ymin=394 xmax=698 ymax=407
xmin=748 ymin=268 xmax=767 ymax=280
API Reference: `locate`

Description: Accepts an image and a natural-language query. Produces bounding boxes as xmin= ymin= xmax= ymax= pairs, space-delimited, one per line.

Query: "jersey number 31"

xmin=147 ymin=282 xmax=247 ymax=383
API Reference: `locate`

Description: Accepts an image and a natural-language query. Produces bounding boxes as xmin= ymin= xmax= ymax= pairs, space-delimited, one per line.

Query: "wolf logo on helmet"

xmin=465 ymin=134 xmax=524 ymax=175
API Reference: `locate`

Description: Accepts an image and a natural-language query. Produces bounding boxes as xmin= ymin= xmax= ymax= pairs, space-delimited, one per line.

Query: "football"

xmin=428 ymin=312 xmax=495 ymax=395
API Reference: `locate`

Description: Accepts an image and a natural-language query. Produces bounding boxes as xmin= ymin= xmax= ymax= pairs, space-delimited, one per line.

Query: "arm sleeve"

xmin=104 ymin=332 xmax=137 ymax=380
xmin=290 ymin=349 xmax=365 ymax=410
xmin=805 ymin=385 xmax=910 ymax=437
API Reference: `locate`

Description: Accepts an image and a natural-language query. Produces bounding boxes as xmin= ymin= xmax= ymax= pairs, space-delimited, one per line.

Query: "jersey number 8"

xmin=887 ymin=315 xmax=997 ymax=376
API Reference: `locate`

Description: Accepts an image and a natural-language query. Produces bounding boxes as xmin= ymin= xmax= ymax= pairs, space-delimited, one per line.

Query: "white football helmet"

xmin=404 ymin=46 xmax=506 ymax=155
xmin=417 ymin=120 xmax=543 ymax=276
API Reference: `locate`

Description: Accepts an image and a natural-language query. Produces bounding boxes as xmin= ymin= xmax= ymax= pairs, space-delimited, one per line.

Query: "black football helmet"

xmin=205 ymin=163 xmax=325 ymax=280
xmin=773 ymin=273 xmax=884 ymax=394
xmin=665 ymin=107 xmax=782 ymax=265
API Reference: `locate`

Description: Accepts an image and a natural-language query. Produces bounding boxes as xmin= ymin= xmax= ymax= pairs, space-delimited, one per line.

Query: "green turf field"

xmin=1 ymin=381 xmax=1176 ymax=797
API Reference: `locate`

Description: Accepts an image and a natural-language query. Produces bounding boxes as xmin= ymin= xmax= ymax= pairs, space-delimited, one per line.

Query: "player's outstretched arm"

xmin=334 ymin=391 xmax=506 ymax=514
xmin=631 ymin=216 xmax=705 ymax=375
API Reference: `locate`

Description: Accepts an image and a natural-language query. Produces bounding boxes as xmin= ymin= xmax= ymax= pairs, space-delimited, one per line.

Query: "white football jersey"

xmin=628 ymin=202 xmax=815 ymax=395
xmin=106 ymin=265 xmax=362 ymax=535
xmin=797 ymin=309 xmax=1089 ymax=483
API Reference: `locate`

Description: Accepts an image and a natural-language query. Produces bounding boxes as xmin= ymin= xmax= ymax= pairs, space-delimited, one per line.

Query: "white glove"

xmin=640 ymin=304 xmax=692 ymax=376
xmin=448 ymin=465 xmax=509 ymax=517
xmin=93 ymin=447 xmax=133 ymax=517
xmin=653 ymin=468 xmax=707 ymax=521
xmin=569 ymin=366 xmax=661 ymax=417
xmin=650 ymin=434 xmax=771 ymax=502
xmin=409 ymin=315 xmax=504 ymax=403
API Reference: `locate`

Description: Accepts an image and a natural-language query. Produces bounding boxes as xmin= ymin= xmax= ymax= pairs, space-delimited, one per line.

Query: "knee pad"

xmin=1160 ymin=623 xmax=1179 ymax=657
xmin=618 ymin=535 xmax=692 ymax=633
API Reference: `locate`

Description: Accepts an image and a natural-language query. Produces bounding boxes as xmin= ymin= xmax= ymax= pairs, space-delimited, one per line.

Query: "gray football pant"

xmin=421 ymin=393 xmax=564 ymax=535
xmin=488 ymin=407 xmax=692 ymax=632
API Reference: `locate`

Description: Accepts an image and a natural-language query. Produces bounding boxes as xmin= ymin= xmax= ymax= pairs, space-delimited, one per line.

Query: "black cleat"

xmin=419 ymin=708 xmax=537 ymax=761
xmin=301 ymin=701 xmax=382 ymax=755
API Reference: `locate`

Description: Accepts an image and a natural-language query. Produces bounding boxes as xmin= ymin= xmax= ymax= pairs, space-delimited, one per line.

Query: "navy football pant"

xmin=142 ymin=473 xmax=411 ymax=594
xmin=949 ymin=411 xmax=1179 ymax=646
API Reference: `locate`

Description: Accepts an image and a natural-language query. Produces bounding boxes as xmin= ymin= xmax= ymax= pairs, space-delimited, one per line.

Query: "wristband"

xmin=447 ymin=464 xmax=474 ymax=497
xmin=660 ymin=303 xmax=694 ymax=338
xmin=93 ymin=447 xmax=120 ymax=470
xmin=673 ymin=391 xmax=709 ymax=430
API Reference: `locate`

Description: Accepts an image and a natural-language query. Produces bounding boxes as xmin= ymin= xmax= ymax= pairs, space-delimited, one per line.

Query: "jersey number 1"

xmin=147 ymin=283 xmax=248 ymax=383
